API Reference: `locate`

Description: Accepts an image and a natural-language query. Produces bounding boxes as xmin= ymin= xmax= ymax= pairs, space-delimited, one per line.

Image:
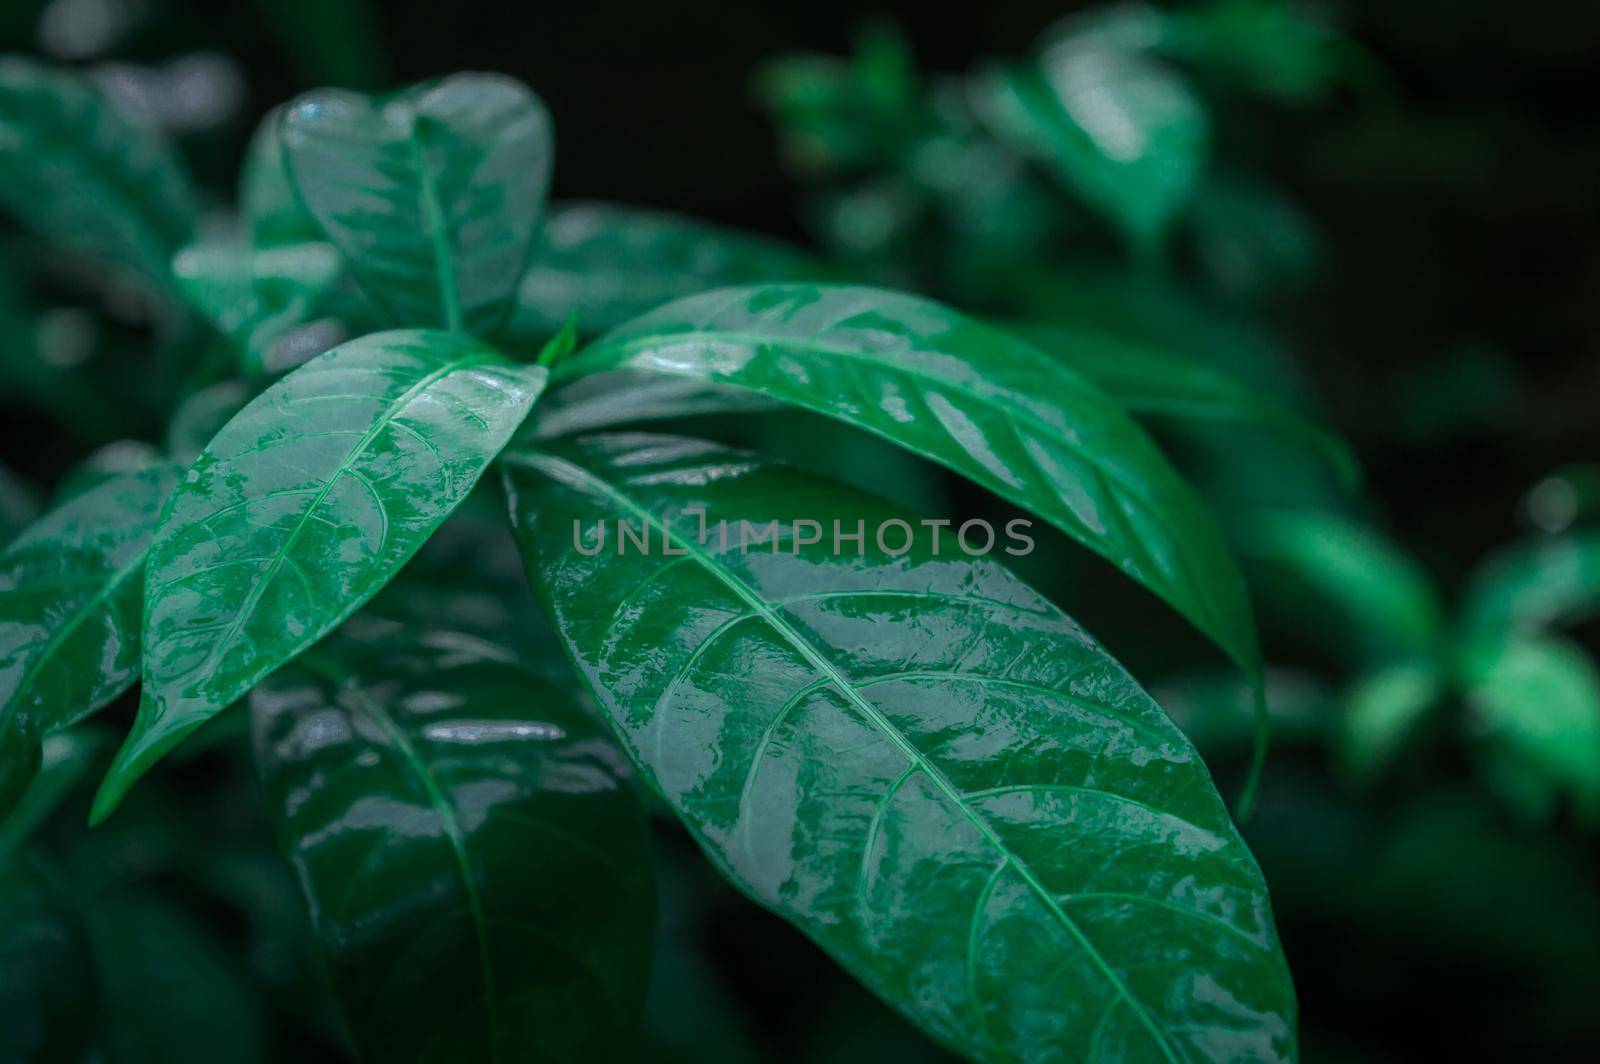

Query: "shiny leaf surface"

xmin=281 ymin=74 xmax=553 ymax=335
xmin=0 ymin=465 xmax=178 ymax=815
xmin=250 ymin=617 xmax=655 ymax=1062
xmin=0 ymin=57 xmax=198 ymax=289
xmin=1018 ymin=322 xmax=1357 ymax=486
xmin=506 ymin=433 xmax=1297 ymax=1063
xmin=560 ymin=284 xmax=1261 ymax=685
xmin=510 ymin=201 xmax=825 ymax=339
xmin=93 ymin=331 xmax=547 ymax=820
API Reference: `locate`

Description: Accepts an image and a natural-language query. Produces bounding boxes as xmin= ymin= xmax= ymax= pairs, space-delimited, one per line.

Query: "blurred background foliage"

xmin=2 ymin=0 xmax=1599 ymax=1060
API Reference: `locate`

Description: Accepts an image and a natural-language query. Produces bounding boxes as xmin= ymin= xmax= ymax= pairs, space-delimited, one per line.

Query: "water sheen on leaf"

xmin=250 ymin=617 xmax=654 ymax=1062
xmin=560 ymin=284 xmax=1261 ymax=688
xmin=92 ymin=331 xmax=546 ymax=821
xmin=0 ymin=465 xmax=178 ymax=815
xmin=505 ymin=432 xmax=1297 ymax=1063
xmin=281 ymin=73 xmax=553 ymax=336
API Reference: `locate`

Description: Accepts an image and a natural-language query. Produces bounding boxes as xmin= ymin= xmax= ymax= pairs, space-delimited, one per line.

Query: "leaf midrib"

xmin=517 ymin=449 xmax=1181 ymax=1062
xmin=560 ymin=325 xmax=1229 ymax=661
xmin=178 ymin=349 xmax=493 ymax=697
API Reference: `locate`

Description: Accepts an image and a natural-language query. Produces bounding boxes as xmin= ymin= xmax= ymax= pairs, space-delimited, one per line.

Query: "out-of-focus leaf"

xmin=1018 ymin=322 xmax=1357 ymax=486
xmin=240 ymin=106 xmax=324 ymax=249
xmin=1186 ymin=174 xmax=1319 ymax=298
xmin=92 ymin=331 xmax=547 ymax=821
xmin=1152 ymin=668 xmax=1333 ymax=755
xmin=166 ymin=379 xmax=253 ymax=463
xmin=1464 ymin=637 xmax=1600 ymax=827
xmin=974 ymin=35 xmax=1207 ymax=252
xmin=0 ymin=860 xmax=98 ymax=1064
xmin=1459 ymin=532 xmax=1600 ymax=665
xmin=50 ymin=439 xmax=165 ymax=503
xmin=0 ymin=464 xmax=177 ymax=817
xmin=510 ymin=201 xmax=826 ymax=341
xmin=0 ymin=56 xmax=197 ymax=291
xmin=506 ymin=433 xmax=1298 ymax=1063
xmin=1337 ymin=664 xmax=1439 ymax=786
xmin=0 ymin=730 xmax=108 ymax=859
xmin=172 ymin=233 xmax=352 ymax=378
xmin=87 ymin=892 xmax=270 ymax=1064
xmin=1167 ymin=0 xmax=1353 ymax=102
xmin=757 ymin=25 xmax=920 ymax=175
xmin=281 ymin=74 xmax=553 ymax=336
xmin=562 ymin=285 xmax=1264 ymax=695
xmin=250 ymin=618 xmax=655 ymax=1062
xmin=1241 ymin=510 xmax=1446 ymax=669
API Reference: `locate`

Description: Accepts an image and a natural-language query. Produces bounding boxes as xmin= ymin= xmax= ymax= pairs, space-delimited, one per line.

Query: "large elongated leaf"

xmin=510 ymin=201 xmax=826 ymax=339
xmin=0 ymin=57 xmax=198 ymax=289
xmin=250 ymin=617 xmax=654 ymax=1061
xmin=0 ymin=465 xmax=178 ymax=816
xmin=559 ymin=284 xmax=1261 ymax=687
xmin=91 ymin=331 xmax=547 ymax=821
xmin=281 ymin=74 xmax=553 ymax=336
xmin=505 ymin=433 xmax=1296 ymax=1063
xmin=1017 ymin=323 xmax=1357 ymax=485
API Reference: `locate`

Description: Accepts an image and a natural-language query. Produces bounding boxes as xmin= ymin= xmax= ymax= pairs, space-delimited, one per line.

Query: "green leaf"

xmin=0 ymin=730 xmax=109 ymax=860
xmin=250 ymin=616 xmax=655 ymax=1062
xmin=1460 ymin=531 xmax=1600 ymax=664
xmin=0 ymin=464 xmax=178 ymax=816
xmin=91 ymin=331 xmax=547 ymax=821
xmin=1017 ymin=322 xmax=1357 ymax=487
xmin=1240 ymin=509 xmax=1445 ymax=669
xmin=505 ymin=433 xmax=1297 ymax=1063
xmin=50 ymin=440 xmax=166 ymax=504
xmin=166 ymin=380 xmax=254 ymax=464
xmin=510 ymin=202 xmax=826 ymax=339
xmin=1337 ymin=664 xmax=1439 ymax=786
xmin=0 ymin=57 xmax=198 ymax=290
xmin=281 ymin=74 xmax=553 ymax=335
xmin=0 ymin=461 xmax=37 ymax=550
xmin=1464 ymin=637 xmax=1600 ymax=828
xmin=974 ymin=38 xmax=1208 ymax=252
xmin=0 ymin=860 xmax=98 ymax=1064
xmin=560 ymin=285 xmax=1262 ymax=688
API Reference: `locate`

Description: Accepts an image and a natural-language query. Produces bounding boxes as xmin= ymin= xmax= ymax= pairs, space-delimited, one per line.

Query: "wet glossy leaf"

xmin=510 ymin=201 xmax=826 ymax=340
xmin=250 ymin=617 xmax=655 ymax=1062
xmin=281 ymin=74 xmax=553 ymax=335
xmin=506 ymin=433 xmax=1297 ymax=1063
xmin=561 ymin=285 xmax=1261 ymax=686
xmin=1018 ymin=322 xmax=1357 ymax=486
xmin=975 ymin=38 xmax=1207 ymax=251
xmin=0 ymin=57 xmax=198 ymax=290
xmin=0 ymin=464 xmax=178 ymax=816
xmin=92 ymin=331 xmax=547 ymax=821
xmin=1241 ymin=510 xmax=1445 ymax=669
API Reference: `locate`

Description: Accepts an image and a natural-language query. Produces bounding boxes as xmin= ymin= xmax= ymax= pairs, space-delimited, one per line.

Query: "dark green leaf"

xmin=250 ymin=617 xmax=655 ymax=1062
xmin=1017 ymin=322 xmax=1357 ymax=486
xmin=560 ymin=285 xmax=1262 ymax=687
xmin=281 ymin=74 xmax=553 ymax=335
xmin=0 ymin=57 xmax=198 ymax=290
xmin=0 ymin=461 xmax=36 ymax=550
xmin=1337 ymin=664 xmax=1439 ymax=786
xmin=506 ymin=432 xmax=1297 ymax=1063
xmin=0 ymin=464 xmax=178 ymax=816
xmin=510 ymin=202 xmax=826 ymax=340
xmin=974 ymin=39 xmax=1207 ymax=251
xmin=1241 ymin=509 xmax=1445 ymax=670
xmin=1463 ymin=636 xmax=1600 ymax=827
xmin=92 ymin=331 xmax=546 ymax=821
xmin=50 ymin=440 xmax=166 ymax=503
xmin=0 ymin=730 xmax=109 ymax=860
